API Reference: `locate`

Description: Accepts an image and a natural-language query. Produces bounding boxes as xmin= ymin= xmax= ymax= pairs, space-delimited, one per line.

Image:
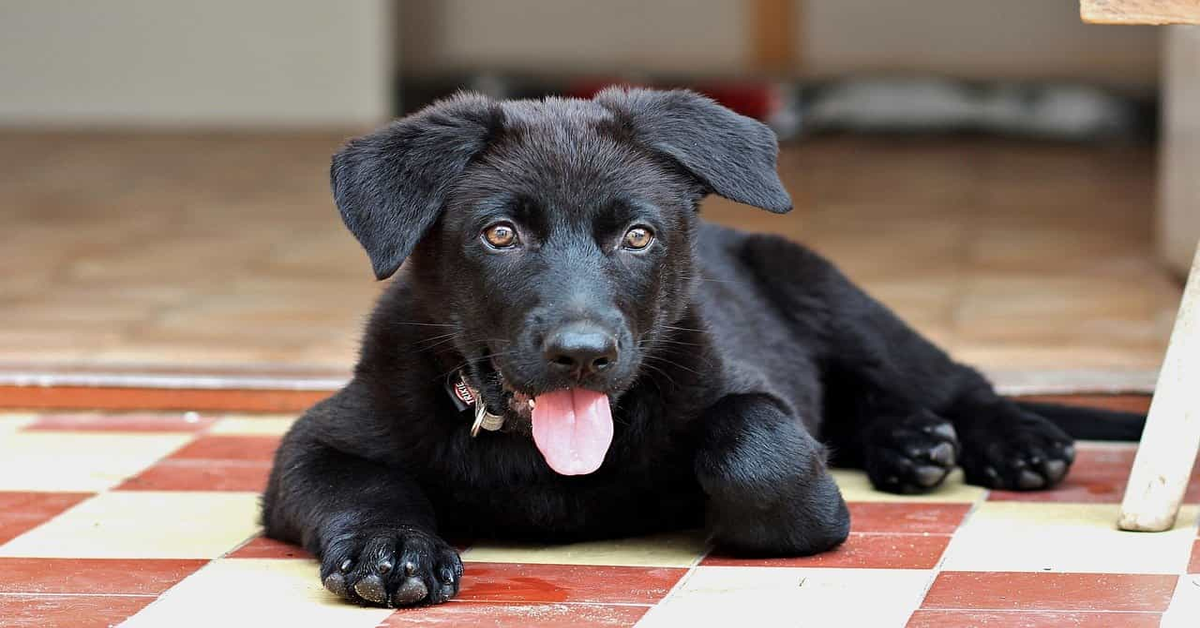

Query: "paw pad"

xmin=319 ymin=527 xmax=463 ymax=608
xmin=960 ymin=411 xmax=1075 ymax=490
xmin=864 ymin=412 xmax=960 ymax=494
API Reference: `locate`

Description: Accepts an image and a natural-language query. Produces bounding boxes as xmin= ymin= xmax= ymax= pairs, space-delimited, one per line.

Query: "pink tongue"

xmin=531 ymin=389 xmax=614 ymax=475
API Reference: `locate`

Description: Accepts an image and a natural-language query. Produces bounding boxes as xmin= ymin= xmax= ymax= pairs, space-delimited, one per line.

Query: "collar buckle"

xmin=447 ymin=371 xmax=505 ymax=436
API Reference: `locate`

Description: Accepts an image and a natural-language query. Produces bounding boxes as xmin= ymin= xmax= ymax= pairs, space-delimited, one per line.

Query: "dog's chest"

xmin=422 ymin=443 xmax=703 ymax=539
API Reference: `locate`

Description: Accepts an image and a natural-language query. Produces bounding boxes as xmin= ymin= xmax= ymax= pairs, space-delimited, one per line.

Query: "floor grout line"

xmin=0 ymin=592 xmax=159 ymax=598
xmin=916 ymin=607 xmax=1164 ymax=614
xmin=900 ymin=484 xmax=991 ymax=623
xmin=630 ymin=537 xmax=714 ymax=624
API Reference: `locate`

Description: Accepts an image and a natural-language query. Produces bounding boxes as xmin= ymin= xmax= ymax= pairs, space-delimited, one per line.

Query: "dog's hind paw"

xmin=863 ymin=410 xmax=960 ymax=494
xmin=319 ymin=526 xmax=462 ymax=608
xmin=959 ymin=410 xmax=1075 ymax=491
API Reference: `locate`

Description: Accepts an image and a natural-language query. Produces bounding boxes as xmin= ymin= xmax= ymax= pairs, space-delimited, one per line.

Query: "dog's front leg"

xmin=694 ymin=393 xmax=850 ymax=556
xmin=263 ymin=430 xmax=461 ymax=608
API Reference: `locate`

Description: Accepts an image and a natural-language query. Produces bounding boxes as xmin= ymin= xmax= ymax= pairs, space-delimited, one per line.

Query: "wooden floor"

xmin=0 ymin=132 xmax=1182 ymax=392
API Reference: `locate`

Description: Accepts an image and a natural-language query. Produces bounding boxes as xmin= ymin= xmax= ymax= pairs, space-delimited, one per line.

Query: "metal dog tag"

xmin=449 ymin=371 xmax=506 ymax=437
xmin=470 ymin=403 xmax=506 ymax=437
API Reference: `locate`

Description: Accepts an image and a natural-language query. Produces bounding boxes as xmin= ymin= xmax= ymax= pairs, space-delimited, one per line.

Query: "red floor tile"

xmin=907 ymin=609 xmax=1162 ymax=628
xmin=114 ymin=434 xmax=279 ymax=491
xmin=990 ymin=446 xmax=1200 ymax=504
xmin=921 ymin=572 xmax=1179 ymax=612
xmin=1016 ymin=395 xmax=1151 ymax=415
xmin=0 ymin=492 xmax=92 ymax=545
xmin=0 ymin=594 xmax=154 ymax=628
xmin=228 ymin=536 xmax=314 ymax=560
xmin=0 ymin=558 xmax=206 ymax=595
xmin=1189 ymin=539 xmax=1200 ymax=574
xmin=379 ymin=601 xmax=649 ymax=627
xmin=165 ymin=435 xmax=280 ymax=461
xmin=458 ymin=563 xmax=685 ymax=605
xmin=115 ymin=460 xmax=270 ymax=492
xmin=846 ymin=502 xmax=971 ymax=534
xmin=703 ymin=532 xmax=950 ymax=569
xmin=23 ymin=412 xmax=217 ymax=432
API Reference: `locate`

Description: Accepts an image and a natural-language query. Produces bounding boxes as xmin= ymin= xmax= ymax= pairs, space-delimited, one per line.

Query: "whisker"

xmin=639 ymin=338 xmax=715 ymax=368
xmin=639 ymin=338 xmax=704 ymax=348
xmin=415 ymin=335 xmax=461 ymax=351
xmin=678 ymin=273 xmax=750 ymax=286
xmin=638 ymin=362 xmax=679 ymax=390
xmin=411 ymin=331 xmax=457 ymax=344
xmin=432 ymin=349 xmax=518 ymax=382
xmin=642 ymin=354 xmax=706 ymax=377
xmin=661 ymin=324 xmax=706 ymax=334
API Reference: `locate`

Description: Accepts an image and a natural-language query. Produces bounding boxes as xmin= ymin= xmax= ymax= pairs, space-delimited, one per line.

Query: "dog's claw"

xmin=913 ymin=465 xmax=949 ymax=487
xmin=928 ymin=442 xmax=956 ymax=466
xmin=323 ymin=573 xmax=348 ymax=598
xmin=1044 ymin=460 xmax=1068 ymax=483
xmin=354 ymin=574 xmax=388 ymax=605
xmin=392 ymin=577 xmax=428 ymax=606
xmin=924 ymin=423 xmax=958 ymax=442
xmin=1017 ymin=470 xmax=1046 ymax=490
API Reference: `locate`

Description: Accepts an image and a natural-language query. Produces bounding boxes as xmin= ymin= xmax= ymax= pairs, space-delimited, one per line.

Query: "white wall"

xmin=0 ymin=0 xmax=392 ymax=127
xmin=401 ymin=0 xmax=746 ymax=76
xmin=805 ymin=0 xmax=1159 ymax=86
xmin=0 ymin=1 xmax=1164 ymax=127
xmin=401 ymin=0 xmax=1160 ymax=88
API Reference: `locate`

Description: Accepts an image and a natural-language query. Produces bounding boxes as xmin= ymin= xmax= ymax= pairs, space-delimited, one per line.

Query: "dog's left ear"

xmin=331 ymin=93 xmax=502 ymax=280
xmin=595 ymin=87 xmax=791 ymax=213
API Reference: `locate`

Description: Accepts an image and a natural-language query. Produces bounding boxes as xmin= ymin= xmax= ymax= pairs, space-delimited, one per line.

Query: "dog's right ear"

xmin=594 ymin=87 xmax=791 ymax=214
xmin=331 ymin=93 xmax=502 ymax=280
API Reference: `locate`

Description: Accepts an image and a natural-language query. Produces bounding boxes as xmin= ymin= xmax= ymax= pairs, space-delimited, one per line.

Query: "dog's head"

xmin=333 ymin=88 xmax=790 ymax=474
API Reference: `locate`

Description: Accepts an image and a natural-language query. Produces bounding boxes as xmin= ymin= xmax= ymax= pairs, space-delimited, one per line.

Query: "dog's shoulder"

xmin=356 ymin=275 xmax=438 ymax=370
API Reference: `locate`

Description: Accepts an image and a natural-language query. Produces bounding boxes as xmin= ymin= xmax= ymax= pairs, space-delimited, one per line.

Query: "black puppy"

xmin=263 ymin=88 xmax=1141 ymax=608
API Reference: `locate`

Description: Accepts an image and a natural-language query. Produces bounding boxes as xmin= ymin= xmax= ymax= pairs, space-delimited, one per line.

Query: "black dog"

xmin=263 ymin=88 xmax=1143 ymax=608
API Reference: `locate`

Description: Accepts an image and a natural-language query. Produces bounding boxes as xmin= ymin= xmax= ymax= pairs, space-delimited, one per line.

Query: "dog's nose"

xmin=543 ymin=323 xmax=618 ymax=378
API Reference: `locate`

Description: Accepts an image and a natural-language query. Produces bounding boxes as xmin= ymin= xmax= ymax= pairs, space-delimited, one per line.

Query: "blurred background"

xmin=1 ymin=0 xmax=1195 ymax=396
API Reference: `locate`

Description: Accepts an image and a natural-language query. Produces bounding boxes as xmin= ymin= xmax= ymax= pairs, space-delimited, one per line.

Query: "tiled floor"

xmin=0 ymin=133 xmax=1182 ymax=391
xmin=1 ymin=410 xmax=1198 ymax=627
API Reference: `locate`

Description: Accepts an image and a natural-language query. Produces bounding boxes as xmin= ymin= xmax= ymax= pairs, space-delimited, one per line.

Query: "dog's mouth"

xmin=480 ymin=359 xmax=615 ymax=476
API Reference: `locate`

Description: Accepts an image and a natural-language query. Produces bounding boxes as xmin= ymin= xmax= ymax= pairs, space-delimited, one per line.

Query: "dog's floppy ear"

xmin=331 ymin=93 xmax=502 ymax=279
xmin=594 ymin=87 xmax=791 ymax=213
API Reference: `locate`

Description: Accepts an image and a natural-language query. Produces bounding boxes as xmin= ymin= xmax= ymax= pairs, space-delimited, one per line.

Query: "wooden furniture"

xmin=1082 ymin=0 xmax=1200 ymax=24
xmin=1081 ymin=1 xmax=1200 ymax=531
xmin=1117 ymin=247 xmax=1200 ymax=531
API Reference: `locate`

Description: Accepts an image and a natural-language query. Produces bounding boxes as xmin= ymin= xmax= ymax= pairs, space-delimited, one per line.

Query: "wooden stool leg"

xmin=1118 ymin=243 xmax=1200 ymax=531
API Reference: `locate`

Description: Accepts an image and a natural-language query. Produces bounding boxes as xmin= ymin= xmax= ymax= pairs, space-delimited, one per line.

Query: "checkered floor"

xmin=1 ymin=411 xmax=1198 ymax=627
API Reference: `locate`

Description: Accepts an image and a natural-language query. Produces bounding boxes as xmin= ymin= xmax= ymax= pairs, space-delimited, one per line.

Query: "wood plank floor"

xmin=0 ymin=132 xmax=1181 ymax=391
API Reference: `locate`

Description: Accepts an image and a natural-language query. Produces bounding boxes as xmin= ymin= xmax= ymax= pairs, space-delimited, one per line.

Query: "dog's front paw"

xmin=863 ymin=410 xmax=960 ymax=494
xmin=320 ymin=526 xmax=463 ymax=608
xmin=959 ymin=411 xmax=1075 ymax=490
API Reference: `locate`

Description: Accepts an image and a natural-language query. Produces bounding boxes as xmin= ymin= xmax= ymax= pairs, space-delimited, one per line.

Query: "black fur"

xmin=264 ymin=88 xmax=1129 ymax=608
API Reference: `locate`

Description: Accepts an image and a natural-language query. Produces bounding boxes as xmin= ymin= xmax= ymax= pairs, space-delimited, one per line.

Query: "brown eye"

xmin=483 ymin=222 xmax=518 ymax=248
xmin=622 ymin=226 xmax=654 ymax=250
